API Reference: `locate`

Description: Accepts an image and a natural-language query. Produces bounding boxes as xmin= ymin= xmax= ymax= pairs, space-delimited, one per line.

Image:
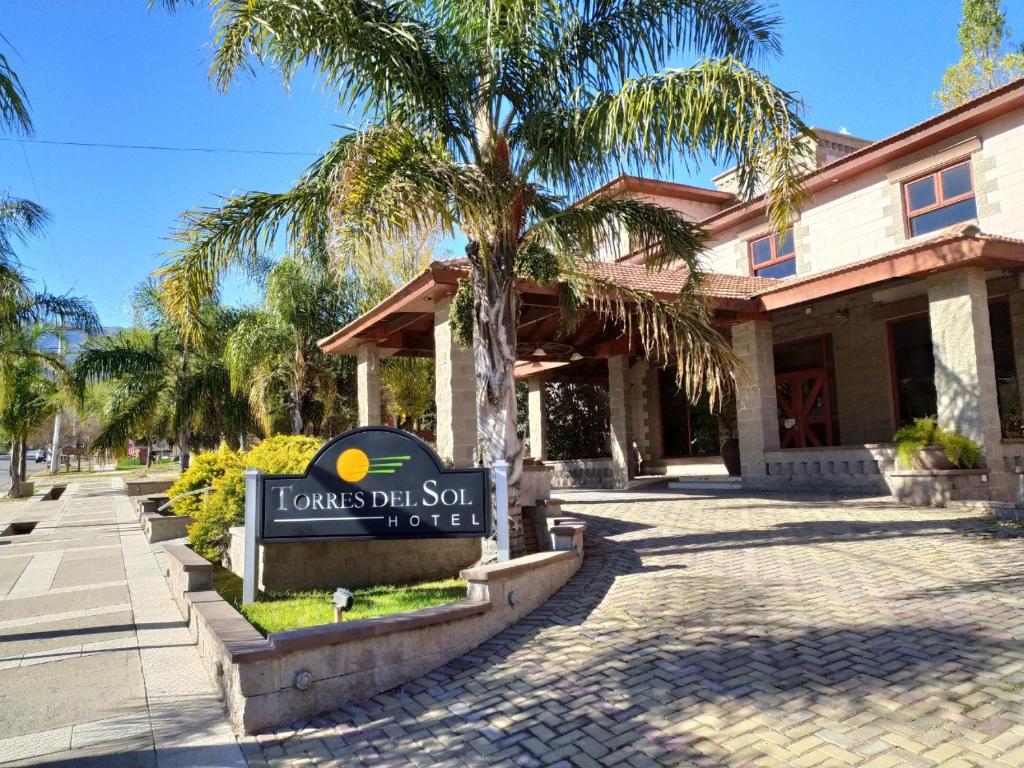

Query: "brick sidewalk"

xmin=242 ymin=490 xmax=1024 ymax=767
xmin=0 ymin=478 xmax=244 ymax=767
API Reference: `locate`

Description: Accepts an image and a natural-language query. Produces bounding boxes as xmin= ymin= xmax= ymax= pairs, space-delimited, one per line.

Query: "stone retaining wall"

xmin=887 ymin=468 xmax=993 ymax=507
xmin=544 ymin=458 xmax=614 ymax=489
xmin=226 ymin=527 xmax=482 ymax=591
xmin=163 ymin=521 xmax=586 ymax=734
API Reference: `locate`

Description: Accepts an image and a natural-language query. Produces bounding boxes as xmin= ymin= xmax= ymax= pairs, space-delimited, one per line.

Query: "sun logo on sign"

xmin=336 ymin=449 xmax=411 ymax=483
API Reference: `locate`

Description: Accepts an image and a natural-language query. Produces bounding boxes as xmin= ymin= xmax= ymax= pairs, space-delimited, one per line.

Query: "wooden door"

xmin=776 ymin=368 xmax=833 ymax=448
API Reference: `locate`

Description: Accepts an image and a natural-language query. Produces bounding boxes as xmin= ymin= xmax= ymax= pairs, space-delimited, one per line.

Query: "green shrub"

xmin=187 ymin=435 xmax=322 ymax=561
xmin=941 ymin=432 xmax=982 ymax=469
xmin=893 ymin=417 xmax=940 ymax=469
xmin=167 ymin=443 xmax=242 ymax=519
xmin=892 ymin=416 xmax=982 ymax=469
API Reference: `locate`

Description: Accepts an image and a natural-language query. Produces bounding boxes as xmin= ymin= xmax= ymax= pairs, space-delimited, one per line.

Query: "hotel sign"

xmin=258 ymin=427 xmax=490 ymax=542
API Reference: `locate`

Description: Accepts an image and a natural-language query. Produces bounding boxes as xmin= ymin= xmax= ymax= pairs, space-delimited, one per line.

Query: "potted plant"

xmin=717 ymin=394 xmax=741 ymax=476
xmin=893 ymin=417 xmax=983 ymax=470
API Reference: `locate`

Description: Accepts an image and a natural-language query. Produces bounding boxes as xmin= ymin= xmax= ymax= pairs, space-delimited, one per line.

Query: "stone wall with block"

xmin=227 ymin=529 xmax=481 ymax=591
xmin=162 ymin=521 xmax=586 ymax=734
xmin=544 ymin=458 xmax=614 ymax=489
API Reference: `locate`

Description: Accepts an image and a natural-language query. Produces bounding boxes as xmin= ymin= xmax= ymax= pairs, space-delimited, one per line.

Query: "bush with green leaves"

xmin=188 ymin=435 xmax=322 ymax=561
xmin=892 ymin=417 xmax=982 ymax=469
xmin=167 ymin=443 xmax=243 ymax=519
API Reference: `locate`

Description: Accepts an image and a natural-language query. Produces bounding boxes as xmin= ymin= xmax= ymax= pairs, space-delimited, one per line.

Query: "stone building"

xmin=321 ymin=79 xmax=1024 ymax=501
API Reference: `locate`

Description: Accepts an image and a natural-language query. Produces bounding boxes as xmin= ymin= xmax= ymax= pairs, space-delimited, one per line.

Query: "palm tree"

xmin=0 ymin=325 xmax=60 ymax=496
xmin=157 ymin=0 xmax=810 ymax=496
xmin=225 ymin=252 xmax=358 ymax=436
xmin=72 ymin=290 xmax=251 ymax=471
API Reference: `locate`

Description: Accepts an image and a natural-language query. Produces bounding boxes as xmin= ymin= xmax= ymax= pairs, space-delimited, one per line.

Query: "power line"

xmin=0 ymin=137 xmax=319 ymax=157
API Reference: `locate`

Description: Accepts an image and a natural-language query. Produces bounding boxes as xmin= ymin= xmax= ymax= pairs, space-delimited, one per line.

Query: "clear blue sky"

xmin=2 ymin=0 xmax=1018 ymax=326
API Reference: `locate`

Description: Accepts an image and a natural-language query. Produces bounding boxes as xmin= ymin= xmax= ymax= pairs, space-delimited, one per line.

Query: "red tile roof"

xmin=428 ymin=257 xmax=779 ymax=300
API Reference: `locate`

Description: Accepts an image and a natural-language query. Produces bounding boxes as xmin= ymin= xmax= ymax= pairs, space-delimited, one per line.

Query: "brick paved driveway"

xmin=243 ymin=490 xmax=1024 ymax=767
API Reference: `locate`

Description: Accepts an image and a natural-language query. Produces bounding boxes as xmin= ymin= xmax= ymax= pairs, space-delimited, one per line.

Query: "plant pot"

xmin=915 ymin=445 xmax=954 ymax=470
xmin=721 ymin=438 xmax=741 ymax=476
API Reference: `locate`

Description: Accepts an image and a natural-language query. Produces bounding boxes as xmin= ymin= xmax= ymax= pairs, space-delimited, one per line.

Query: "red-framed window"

xmin=749 ymin=229 xmax=795 ymax=278
xmin=903 ymin=160 xmax=977 ymax=237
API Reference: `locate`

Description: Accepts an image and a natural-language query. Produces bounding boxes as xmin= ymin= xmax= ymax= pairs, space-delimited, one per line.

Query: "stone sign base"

xmin=226 ymin=527 xmax=482 ymax=591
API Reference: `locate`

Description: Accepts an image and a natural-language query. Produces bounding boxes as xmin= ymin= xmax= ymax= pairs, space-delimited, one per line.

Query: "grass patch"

xmin=115 ymin=458 xmax=142 ymax=469
xmin=210 ymin=565 xmax=466 ymax=636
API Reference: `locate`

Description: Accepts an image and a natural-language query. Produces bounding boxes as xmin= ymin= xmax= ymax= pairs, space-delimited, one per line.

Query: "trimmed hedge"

xmin=185 ymin=436 xmax=322 ymax=560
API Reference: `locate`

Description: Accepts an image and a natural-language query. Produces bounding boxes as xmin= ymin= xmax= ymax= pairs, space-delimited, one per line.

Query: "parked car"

xmin=29 ymin=448 xmax=47 ymax=463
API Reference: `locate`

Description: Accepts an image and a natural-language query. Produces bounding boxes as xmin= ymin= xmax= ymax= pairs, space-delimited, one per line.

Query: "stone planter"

xmin=137 ymin=496 xmax=169 ymax=517
xmin=141 ymin=510 xmax=193 ymax=543
xmin=915 ymin=445 xmax=954 ymax=470
xmin=11 ymin=481 xmax=34 ymax=499
xmin=520 ymin=461 xmax=553 ymax=506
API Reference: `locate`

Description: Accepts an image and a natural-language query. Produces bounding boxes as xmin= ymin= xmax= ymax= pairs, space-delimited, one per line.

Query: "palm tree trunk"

xmin=292 ymin=346 xmax=305 ymax=435
xmin=177 ymin=348 xmax=191 ymax=472
xmin=472 ymin=247 xmax=523 ymax=494
xmin=7 ymin=439 xmax=20 ymax=498
xmin=178 ymin=427 xmax=191 ymax=472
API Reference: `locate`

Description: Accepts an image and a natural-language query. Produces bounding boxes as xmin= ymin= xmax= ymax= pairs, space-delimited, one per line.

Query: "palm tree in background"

xmin=72 ymin=286 xmax=251 ymax=470
xmin=225 ymin=252 xmax=359 ymax=436
xmin=157 ymin=0 xmax=811 ymax=499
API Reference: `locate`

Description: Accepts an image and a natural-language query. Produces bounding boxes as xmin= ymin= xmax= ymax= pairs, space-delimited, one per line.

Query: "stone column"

xmin=527 ymin=377 xmax=547 ymax=460
xmin=927 ymin=268 xmax=1003 ymax=463
xmin=608 ymin=355 xmax=634 ymax=488
xmin=434 ymin=297 xmax=477 ymax=467
xmin=356 ymin=343 xmax=382 ymax=426
xmin=733 ymin=320 xmax=779 ymax=478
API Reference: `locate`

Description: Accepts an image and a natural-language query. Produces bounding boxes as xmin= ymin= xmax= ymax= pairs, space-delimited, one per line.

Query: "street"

xmin=0 ymin=454 xmax=49 ymax=496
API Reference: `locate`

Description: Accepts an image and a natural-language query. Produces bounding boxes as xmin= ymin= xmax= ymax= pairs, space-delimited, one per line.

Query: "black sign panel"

xmin=259 ymin=427 xmax=490 ymax=542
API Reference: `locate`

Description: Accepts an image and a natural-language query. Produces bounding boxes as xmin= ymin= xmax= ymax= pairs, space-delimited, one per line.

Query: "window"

xmin=888 ymin=314 xmax=937 ymax=427
xmin=749 ymin=229 xmax=795 ymax=278
xmin=989 ymin=299 xmax=1023 ymax=438
xmin=903 ymin=161 xmax=977 ymax=237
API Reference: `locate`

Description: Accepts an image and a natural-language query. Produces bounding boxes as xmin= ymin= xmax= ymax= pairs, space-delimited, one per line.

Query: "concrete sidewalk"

xmin=0 ymin=478 xmax=244 ymax=767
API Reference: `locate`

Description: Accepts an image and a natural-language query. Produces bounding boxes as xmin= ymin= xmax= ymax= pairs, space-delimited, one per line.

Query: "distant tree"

xmin=224 ymin=252 xmax=358 ymax=436
xmin=937 ymin=0 xmax=1024 ymax=109
xmin=72 ymin=292 xmax=251 ymax=470
xmin=0 ymin=326 xmax=60 ymax=496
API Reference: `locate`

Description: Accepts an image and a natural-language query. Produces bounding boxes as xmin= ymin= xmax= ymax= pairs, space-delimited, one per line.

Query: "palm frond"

xmin=21 ymin=291 xmax=101 ymax=334
xmin=0 ymin=195 xmax=48 ymax=261
xmin=0 ymin=46 xmax=32 ymax=135
xmin=158 ymin=136 xmax=355 ymax=341
xmin=561 ymin=266 xmax=736 ymax=408
xmin=525 ymin=197 xmax=707 ymax=273
xmin=331 ymin=124 xmax=492 ymax=246
xmin=207 ymin=0 xmax=470 ymax=141
xmin=520 ymin=57 xmax=812 ymax=230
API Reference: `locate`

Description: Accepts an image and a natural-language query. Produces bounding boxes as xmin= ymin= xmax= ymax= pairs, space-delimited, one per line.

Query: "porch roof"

xmin=318 ymin=259 xmax=773 ymax=357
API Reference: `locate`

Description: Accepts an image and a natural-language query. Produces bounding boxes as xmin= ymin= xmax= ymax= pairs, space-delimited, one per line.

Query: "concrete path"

xmin=0 ymin=478 xmax=244 ymax=767
xmin=241 ymin=490 xmax=1024 ymax=767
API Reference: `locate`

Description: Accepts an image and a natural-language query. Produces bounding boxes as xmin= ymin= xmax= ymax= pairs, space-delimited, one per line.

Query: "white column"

xmin=356 ymin=343 xmax=382 ymax=426
xmin=434 ymin=297 xmax=477 ymax=466
xmin=733 ymin=320 xmax=779 ymax=478
xmin=927 ymin=268 xmax=1003 ymax=459
xmin=527 ymin=377 xmax=547 ymax=460
xmin=608 ymin=355 xmax=634 ymax=488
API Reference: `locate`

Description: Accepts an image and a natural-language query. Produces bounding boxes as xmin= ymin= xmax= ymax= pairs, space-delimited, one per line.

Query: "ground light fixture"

xmin=332 ymin=587 xmax=355 ymax=622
